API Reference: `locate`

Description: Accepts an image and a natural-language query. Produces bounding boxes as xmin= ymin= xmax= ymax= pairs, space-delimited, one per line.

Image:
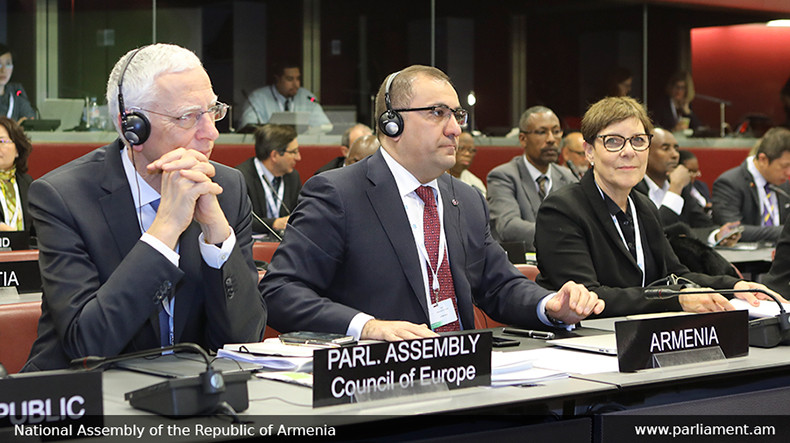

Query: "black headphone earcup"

xmin=122 ymin=111 xmax=151 ymax=146
xmin=378 ymin=110 xmax=403 ymax=138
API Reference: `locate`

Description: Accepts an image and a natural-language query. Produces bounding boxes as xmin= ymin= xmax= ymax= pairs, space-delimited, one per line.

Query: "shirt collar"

xmin=121 ymin=145 xmax=160 ymax=210
xmin=380 ymin=148 xmax=439 ymax=198
xmin=522 ymin=155 xmax=548 ymax=181
xmin=746 ymin=155 xmax=768 ymax=189
xmin=254 ymin=157 xmax=276 ymax=182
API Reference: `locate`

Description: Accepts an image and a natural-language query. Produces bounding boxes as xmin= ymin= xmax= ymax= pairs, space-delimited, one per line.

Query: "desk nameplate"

xmin=313 ymin=332 xmax=492 ymax=407
xmin=615 ymin=310 xmax=748 ymax=372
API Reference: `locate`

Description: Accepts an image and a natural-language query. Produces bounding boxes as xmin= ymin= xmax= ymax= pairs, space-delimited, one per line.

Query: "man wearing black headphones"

xmin=23 ymin=44 xmax=265 ymax=371
xmin=260 ymin=65 xmax=603 ymax=341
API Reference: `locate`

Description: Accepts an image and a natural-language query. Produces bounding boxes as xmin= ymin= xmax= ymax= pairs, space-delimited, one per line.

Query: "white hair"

xmin=105 ymin=44 xmax=203 ymax=136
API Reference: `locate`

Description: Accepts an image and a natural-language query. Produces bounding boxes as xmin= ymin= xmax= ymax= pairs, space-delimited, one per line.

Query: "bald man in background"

xmin=345 ymin=134 xmax=379 ymax=166
xmin=561 ymin=132 xmax=589 ymax=180
xmin=315 ymin=123 xmax=373 ymax=175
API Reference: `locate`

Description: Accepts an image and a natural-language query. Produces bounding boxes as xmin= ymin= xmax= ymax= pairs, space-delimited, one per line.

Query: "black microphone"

xmin=307 ymin=95 xmax=317 ymax=103
xmin=260 ymin=173 xmax=293 ymax=215
xmin=241 ymin=88 xmax=263 ymax=125
xmin=768 ymin=184 xmax=790 ymax=200
xmin=70 ymin=343 xmax=251 ymax=417
xmin=251 ymin=209 xmax=282 ymax=242
xmin=644 ymin=287 xmax=790 ymax=347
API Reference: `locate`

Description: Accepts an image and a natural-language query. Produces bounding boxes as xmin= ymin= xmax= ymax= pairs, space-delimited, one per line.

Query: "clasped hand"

xmin=145 ymin=148 xmax=230 ymax=248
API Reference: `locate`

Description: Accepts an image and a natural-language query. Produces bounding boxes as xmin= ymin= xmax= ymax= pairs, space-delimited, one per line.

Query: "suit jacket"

xmin=315 ymin=156 xmax=345 ymax=175
xmin=535 ymin=172 xmax=739 ymax=318
xmin=236 ymin=158 xmax=301 ymax=235
xmin=0 ymin=171 xmax=33 ymax=236
xmin=650 ymin=96 xmax=703 ymax=132
xmin=764 ymin=221 xmax=790 ymax=298
xmin=260 ymin=150 xmax=552 ymax=334
xmin=23 ymin=140 xmax=265 ymax=371
xmin=633 ymin=178 xmax=715 ymax=240
xmin=711 ymin=160 xmax=790 ymax=243
xmin=487 ymin=156 xmax=578 ymax=248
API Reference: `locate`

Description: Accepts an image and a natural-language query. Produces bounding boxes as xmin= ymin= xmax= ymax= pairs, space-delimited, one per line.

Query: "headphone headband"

xmin=117 ymin=47 xmax=151 ymax=146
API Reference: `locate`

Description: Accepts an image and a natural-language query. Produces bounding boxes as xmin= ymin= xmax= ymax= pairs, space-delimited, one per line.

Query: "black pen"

xmin=502 ymin=328 xmax=555 ymax=340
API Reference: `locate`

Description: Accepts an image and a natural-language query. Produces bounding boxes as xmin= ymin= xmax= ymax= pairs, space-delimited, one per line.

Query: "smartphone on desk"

xmin=492 ymin=336 xmax=520 ymax=348
xmin=279 ymin=331 xmax=357 ymax=348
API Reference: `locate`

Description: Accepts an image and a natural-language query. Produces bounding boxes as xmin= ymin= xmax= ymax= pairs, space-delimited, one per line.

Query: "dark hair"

xmin=756 ymin=127 xmax=790 ymax=161
xmin=254 ymin=124 xmax=297 ymax=160
xmin=0 ymin=43 xmax=11 ymax=58
xmin=271 ymin=61 xmax=300 ymax=79
xmin=0 ymin=116 xmax=32 ymax=174
xmin=374 ymin=65 xmax=453 ymax=141
xmin=605 ymin=67 xmax=632 ymax=97
xmin=666 ymin=71 xmax=689 ymax=91
xmin=581 ymin=96 xmax=653 ymax=144
xmin=678 ymin=149 xmax=697 ymax=164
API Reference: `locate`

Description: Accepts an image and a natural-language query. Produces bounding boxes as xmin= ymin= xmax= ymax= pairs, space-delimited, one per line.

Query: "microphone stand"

xmin=694 ymin=94 xmax=732 ymax=137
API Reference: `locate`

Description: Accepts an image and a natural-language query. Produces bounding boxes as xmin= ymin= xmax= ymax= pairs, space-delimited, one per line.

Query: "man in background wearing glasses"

xmin=487 ymin=106 xmax=578 ymax=250
xmin=260 ymin=65 xmax=602 ymax=341
xmin=236 ymin=124 xmax=302 ymax=235
xmin=23 ymin=44 xmax=265 ymax=371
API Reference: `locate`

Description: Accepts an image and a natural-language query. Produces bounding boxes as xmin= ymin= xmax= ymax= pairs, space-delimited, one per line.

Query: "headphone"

xmin=378 ymin=71 xmax=403 ymax=137
xmin=117 ymin=47 xmax=151 ymax=146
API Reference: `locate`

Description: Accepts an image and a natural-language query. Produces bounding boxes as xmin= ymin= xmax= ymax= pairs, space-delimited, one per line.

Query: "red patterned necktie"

xmin=415 ymin=186 xmax=460 ymax=332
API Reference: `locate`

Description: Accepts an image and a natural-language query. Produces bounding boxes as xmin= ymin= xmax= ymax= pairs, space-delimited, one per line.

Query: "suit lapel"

xmin=365 ymin=152 xmax=428 ymax=317
xmin=99 ymin=141 xmax=144 ymax=261
xmin=515 ymin=157 xmax=542 ymax=216
xmin=439 ymin=175 xmax=471 ymax=326
xmin=580 ymin=173 xmax=641 ymax=270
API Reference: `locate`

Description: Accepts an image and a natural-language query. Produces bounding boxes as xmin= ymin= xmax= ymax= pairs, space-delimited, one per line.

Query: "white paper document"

xmin=730 ymin=298 xmax=790 ymax=318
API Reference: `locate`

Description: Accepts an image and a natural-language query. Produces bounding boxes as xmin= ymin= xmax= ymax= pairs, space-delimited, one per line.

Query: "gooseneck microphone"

xmin=69 ymin=343 xmax=251 ymax=417
xmin=241 ymin=88 xmax=263 ymax=125
xmin=644 ymin=287 xmax=790 ymax=348
xmin=251 ymin=209 xmax=283 ymax=242
xmin=260 ymin=173 xmax=293 ymax=215
xmin=768 ymin=184 xmax=790 ymax=200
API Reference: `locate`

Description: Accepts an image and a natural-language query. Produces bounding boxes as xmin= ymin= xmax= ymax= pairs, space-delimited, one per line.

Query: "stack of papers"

xmin=730 ymin=298 xmax=790 ymax=318
xmin=256 ymin=371 xmax=314 ymax=388
xmin=218 ymin=338 xmax=316 ymax=372
xmin=490 ymin=350 xmax=568 ymax=387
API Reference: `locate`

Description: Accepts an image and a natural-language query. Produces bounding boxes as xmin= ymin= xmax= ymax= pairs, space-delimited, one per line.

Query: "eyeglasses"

xmin=394 ymin=104 xmax=468 ymax=126
xmin=131 ymin=102 xmax=229 ymax=129
xmin=596 ymin=133 xmax=653 ymax=152
xmin=282 ymin=148 xmax=300 ymax=155
xmin=0 ymin=63 xmax=13 ymax=70
xmin=521 ymin=128 xmax=563 ymax=138
xmin=0 ymin=138 xmax=13 ymax=144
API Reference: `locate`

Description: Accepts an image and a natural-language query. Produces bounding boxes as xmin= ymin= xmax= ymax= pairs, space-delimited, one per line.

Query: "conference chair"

xmin=0 ymin=300 xmax=41 ymax=374
xmin=473 ymin=264 xmax=540 ymax=329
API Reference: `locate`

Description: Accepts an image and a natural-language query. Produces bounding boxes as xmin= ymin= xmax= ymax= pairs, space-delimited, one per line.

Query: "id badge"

xmin=429 ymin=298 xmax=458 ymax=329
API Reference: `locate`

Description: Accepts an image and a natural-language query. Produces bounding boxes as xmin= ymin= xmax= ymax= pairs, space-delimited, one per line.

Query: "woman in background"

xmin=535 ymin=96 xmax=780 ymax=317
xmin=0 ymin=44 xmax=36 ymax=122
xmin=0 ymin=116 xmax=33 ymax=233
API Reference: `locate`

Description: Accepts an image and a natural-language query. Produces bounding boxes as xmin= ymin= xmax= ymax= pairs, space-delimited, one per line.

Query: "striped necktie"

xmin=763 ymin=184 xmax=775 ymax=227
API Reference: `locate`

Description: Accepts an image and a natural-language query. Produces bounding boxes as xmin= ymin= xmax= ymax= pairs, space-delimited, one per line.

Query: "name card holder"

xmin=614 ymin=310 xmax=749 ymax=372
xmin=312 ymin=331 xmax=492 ymax=407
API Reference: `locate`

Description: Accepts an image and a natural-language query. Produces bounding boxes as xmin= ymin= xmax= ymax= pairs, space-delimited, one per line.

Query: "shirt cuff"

xmin=661 ymin=191 xmax=685 ymax=215
xmin=537 ymin=293 xmax=575 ymax=331
xmin=141 ymin=233 xmax=180 ymax=267
xmin=347 ymin=312 xmax=375 ymax=340
xmin=707 ymin=228 xmax=721 ymax=246
xmin=198 ymin=228 xmax=236 ymax=269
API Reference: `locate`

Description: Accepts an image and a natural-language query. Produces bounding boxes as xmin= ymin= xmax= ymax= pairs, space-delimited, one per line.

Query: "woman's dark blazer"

xmin=535 ymin=171 xmax=740 ymax=317
xmin=0 ymin=172 xmax=33 ymax=235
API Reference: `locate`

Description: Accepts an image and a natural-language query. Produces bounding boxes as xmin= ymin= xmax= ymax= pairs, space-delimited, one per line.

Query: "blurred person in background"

xmin=448 ymin=132 xmax=486 ymax=196
xmin=0 ymin=116 xmax=33 ymax=234
xmin=0 ymin=44 xmax=36 ymax=122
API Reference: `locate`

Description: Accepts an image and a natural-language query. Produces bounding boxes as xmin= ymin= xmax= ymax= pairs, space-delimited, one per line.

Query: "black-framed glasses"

xmin=393 ymin=104 xmax=468 ymax=126
xmin=131 ymin=102 xmax=229 ymax=129
xmin=520 ymin=128 xmax=563 ymax=138
xmin=282 ymin=148 xmax=300 ymax=155
xmin=596 ymin=133 xmax=653 ymax=152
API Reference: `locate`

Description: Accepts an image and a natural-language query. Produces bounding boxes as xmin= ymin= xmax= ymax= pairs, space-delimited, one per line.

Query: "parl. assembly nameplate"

xmin=312 ymin=331 xmax=492 ymax=407
xmin=614 ymin=310 xmax=748 ymax=372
